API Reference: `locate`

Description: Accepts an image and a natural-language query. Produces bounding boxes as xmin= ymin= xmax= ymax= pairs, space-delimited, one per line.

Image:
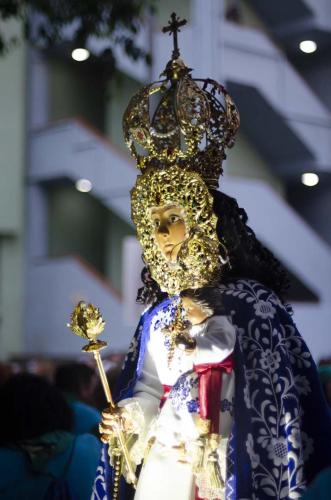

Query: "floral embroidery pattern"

xmin=164 ymin=337 xmax=171 ymax=350
xmin=220 ymin=279 xmax=313 ymax=499
xmin=169 ymin=373 xmax=199 ymax=413
xmin=220 ymin=397 xmax=234 ymax=416
xmin=123 ymin=333 xmax=139 ymax=366
xmin=151 ymin=301 xmax=178 ymax=334
xmin=92 ymin=445 xmax=108 ymax=499
xmin=253 ymin=300 xmax=276 ymax=320
xmin=259 ymin=349 xmax=281 ymax=372
xmin=186 ymin=398 xmax=200 ymax=413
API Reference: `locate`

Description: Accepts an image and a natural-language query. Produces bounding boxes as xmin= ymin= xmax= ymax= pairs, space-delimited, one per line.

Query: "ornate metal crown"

xmin=123 ymin=13 xmax=240 ymax=189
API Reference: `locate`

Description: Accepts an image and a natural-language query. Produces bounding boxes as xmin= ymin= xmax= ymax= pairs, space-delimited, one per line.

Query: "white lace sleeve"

xmin=118 ymin=345 xmax=163 ymax=467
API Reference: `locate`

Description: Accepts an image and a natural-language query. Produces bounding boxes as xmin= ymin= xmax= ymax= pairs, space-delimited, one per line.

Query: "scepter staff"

xmin=67 ymin=301 xmax=137 ymax=496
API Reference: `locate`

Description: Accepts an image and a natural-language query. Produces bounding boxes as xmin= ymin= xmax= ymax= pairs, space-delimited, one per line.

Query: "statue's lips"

xmin=161 ymin=243 xmax=176 ymax=261
xmin=163 ymin=244 xmax=175 ymax=255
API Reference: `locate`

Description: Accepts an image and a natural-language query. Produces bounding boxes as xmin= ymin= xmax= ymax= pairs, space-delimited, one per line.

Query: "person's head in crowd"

xmin=318 ymin=360 xmax=331 ymax=408
xmin=55 ymin=362 xmax=97 ymax=405
xmin=0 ymin=373 xmax=72 ymax=445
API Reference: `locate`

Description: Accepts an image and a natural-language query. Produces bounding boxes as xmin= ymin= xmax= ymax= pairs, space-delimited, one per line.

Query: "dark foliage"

xmin=0 ymin=0 xmax=154 ymax=68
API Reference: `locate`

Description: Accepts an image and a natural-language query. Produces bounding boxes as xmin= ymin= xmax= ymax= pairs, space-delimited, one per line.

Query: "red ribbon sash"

xmin=194 ymin=355 xmax=234 ymax=433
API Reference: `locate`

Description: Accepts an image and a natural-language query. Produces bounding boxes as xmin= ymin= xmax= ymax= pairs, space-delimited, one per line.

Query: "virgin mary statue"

xmin=93 ymin=14 xmax=331 ymax=500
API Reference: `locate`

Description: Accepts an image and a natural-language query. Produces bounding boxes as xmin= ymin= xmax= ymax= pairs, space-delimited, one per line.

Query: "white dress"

xmin=119 ymin=314 xmax=236 ymax=500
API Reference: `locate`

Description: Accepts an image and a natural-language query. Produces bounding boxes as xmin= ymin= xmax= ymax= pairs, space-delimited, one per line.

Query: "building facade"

xmin=1 ymin=0 xmax=331 ymax=360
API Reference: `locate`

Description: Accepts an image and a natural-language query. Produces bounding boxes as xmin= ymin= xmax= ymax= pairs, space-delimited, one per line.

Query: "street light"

xmin=71 ymin=48 xmax=90 ymax=61
xmin=299 ymin=40 xmax=317 ymax=54
xmin=76 ymin=179 xmax=92 ymax=192
xmin=301 ymin=173 xmax=319 ymax=187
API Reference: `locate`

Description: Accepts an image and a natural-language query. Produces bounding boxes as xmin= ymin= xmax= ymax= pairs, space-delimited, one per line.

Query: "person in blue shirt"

xmin=0 ymin=373 xmax=101 ymax=499
xmin=55 ymin=362 xmax=101 ymax=436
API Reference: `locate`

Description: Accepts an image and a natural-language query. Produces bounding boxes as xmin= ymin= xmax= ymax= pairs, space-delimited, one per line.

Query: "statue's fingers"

xmin=102 ymin=408 xmax=121 ymax=421
xmin=101 ymin=409 xmax=112 ymax=419
xmin=100 ymin=433 xmax=110 ymax=444
xmin=101 ymin=413 xmax=119 ymax=424
xmin=101 ymin=407 xmax=113 ymax=416
xmin=99 ymin=423 xmax=114 ymax=435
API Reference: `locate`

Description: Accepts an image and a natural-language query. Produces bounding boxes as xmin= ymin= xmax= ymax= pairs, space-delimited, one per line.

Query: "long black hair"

xmin=137 ymin=190 xmax=289 ymax=305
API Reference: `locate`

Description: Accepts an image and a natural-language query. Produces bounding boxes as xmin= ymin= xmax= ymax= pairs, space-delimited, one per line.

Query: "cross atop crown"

xmin=162 ymin=12 xmax=187 ymax=59
xmin=122 ymin=12 xmax=240 ymax=188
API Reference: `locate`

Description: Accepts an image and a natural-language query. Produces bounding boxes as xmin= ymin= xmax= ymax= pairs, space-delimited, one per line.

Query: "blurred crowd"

xmin=0 ymin=356 xmax=123 ymax=499
xmin=0 ymin=354 xmax=330 ymax=499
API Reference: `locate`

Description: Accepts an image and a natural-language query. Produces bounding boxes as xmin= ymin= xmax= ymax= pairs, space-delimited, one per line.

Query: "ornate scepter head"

xmin=68 ymin=301 xmax=107 ymax=352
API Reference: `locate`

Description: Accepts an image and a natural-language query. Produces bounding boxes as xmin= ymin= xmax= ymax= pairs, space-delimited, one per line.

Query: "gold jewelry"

xmin=175 ymin=331 xmax=196 ymax=353
xmin=123 ymin=50 xmax=239 ymax=190
xmin=162 ymin=300 xmax=187 ymax=364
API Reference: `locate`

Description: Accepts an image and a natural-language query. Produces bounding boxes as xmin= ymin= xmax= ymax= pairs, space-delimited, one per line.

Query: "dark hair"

xmin=212 ymin=190 xmax=289 ymax=297
xmin=55 ymin=362 xmax=95 ymax=397
xmin=136 ymin=266 xmax=167 ymax=305
xmin=137 ymin=190 xmax=289 ymax=305
xmin=180 ymin=287 xmax=225 ymax=315
xmin=0 ymin=373 xmax=72 ymax=445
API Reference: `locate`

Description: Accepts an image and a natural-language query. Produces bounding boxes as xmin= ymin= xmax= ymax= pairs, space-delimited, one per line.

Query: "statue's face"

xmin=150 ymin=204 xmax=187 ymax=262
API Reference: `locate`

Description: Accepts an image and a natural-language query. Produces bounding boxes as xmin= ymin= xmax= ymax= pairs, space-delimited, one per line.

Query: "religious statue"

xmin=92 ymin=13 xmax=331 ymax=500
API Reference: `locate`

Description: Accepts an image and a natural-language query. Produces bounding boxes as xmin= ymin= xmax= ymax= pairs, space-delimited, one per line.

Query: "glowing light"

xmin=299 ymin=40 xmax=317 ymax=54
xmin=71 ymin=48 xmax=90 ymax=61
xmin=76 ymin=178 xmax=92 ymax=192
xmin=301 ymin=173 xmax=319 ymax=187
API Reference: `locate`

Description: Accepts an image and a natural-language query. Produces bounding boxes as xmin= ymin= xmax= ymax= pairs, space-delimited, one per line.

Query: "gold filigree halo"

xmin=122 ymin=13 xmax=240 ymax=190
xmin=131 ymin=166 xmax=221 ymax=295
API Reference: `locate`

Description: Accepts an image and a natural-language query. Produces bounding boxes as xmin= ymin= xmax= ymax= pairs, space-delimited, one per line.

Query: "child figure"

xmin=178 ymin=288 xmax=236 ymax=499
xmin=132 ymin=288 xmax=236 ymax=500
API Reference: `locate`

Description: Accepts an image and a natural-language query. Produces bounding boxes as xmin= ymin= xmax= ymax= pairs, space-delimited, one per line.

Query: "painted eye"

xmin=153 ymin=219 xmax=160 ymax=228
xmin=169 ymin=214 xmax=180 ymax=224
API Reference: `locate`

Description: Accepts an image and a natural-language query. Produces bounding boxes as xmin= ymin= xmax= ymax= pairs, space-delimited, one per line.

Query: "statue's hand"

xmin=99 ymin=406 xmax=133 ymax=444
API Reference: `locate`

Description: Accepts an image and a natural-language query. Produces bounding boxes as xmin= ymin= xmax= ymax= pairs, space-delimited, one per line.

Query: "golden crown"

xmin=122 ymin=13 xmax=240 ymax=190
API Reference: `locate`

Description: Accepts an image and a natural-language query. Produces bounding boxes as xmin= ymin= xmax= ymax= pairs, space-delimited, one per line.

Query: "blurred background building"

xmin=0 ymin=0 xmax=331 ymax=363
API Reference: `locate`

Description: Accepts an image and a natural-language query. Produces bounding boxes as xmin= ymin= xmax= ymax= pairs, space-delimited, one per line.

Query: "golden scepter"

xmin=67 ymin=301 xmax=137 ymax=496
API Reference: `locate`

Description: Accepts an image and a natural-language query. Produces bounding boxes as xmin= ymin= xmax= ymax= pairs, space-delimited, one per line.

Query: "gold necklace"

xmin=162 ymin=301 xmax=196 ymax=365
